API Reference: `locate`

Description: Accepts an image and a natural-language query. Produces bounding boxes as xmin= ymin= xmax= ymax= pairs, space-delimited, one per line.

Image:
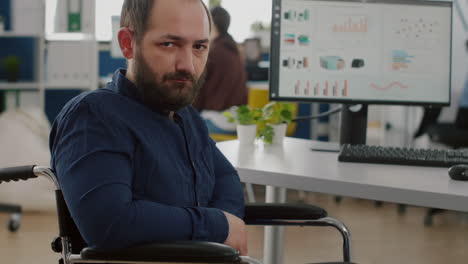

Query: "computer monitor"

xmin=269 ymin=0 xmax=453 ymax=145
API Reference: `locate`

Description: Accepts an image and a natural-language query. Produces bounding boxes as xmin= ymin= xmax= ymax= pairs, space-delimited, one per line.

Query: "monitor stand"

xmin=310 ymin=141 xmax=341 ymax=152
xmin=340 ymin=104 xmax=368 ymax=145
xmin=310 ymin=104 xmax=368 ymax=152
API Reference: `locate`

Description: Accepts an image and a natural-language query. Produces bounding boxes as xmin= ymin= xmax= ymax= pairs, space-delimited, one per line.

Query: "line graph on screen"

xmin=370 ymin=82 xmax=409 ymax=91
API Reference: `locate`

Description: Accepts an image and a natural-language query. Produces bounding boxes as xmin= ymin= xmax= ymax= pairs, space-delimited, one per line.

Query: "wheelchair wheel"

xmin=8 ymin=213 xmax=21 ymax=232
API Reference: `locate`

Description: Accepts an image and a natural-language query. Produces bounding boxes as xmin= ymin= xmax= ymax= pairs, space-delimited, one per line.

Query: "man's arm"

xmin=51 ymin=101 xmax=229 ymax=250
xmin=207 ymin=142 xmax=247 ymax=254
xmin=208 ymin=143 xmax=245 ymax=218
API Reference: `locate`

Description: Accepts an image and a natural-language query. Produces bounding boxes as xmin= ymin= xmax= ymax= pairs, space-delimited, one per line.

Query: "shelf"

xmin=46 ymin=33 xmax=95 ymax=41
xmin=45 ymin=83 xmax=94 ymax=90
xmin=0 ymin=82 xmax=93 ymax=91
xmin=0 ymin=32 xmax=43 ymax=38
xmin=0 ymin=82 xmax=40 ymax=91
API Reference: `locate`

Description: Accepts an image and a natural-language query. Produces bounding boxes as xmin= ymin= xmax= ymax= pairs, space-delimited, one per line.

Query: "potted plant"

xmin=259 ymin=102 xmax=296 ymax=145
xmin=1 ymin=56 xmax=21 ymax=82
xmin=223 ymin=105 xmax=262 ymax=145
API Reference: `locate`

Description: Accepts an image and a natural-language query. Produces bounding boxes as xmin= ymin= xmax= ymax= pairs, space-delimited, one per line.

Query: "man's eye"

xmin=160 ymin=42 xmax=175 ymax=48
xmin=194 ymin=44 xmax=207 ymax=51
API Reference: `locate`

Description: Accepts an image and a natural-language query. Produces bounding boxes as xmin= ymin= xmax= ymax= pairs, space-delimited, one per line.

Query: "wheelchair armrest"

xmin=80 ymin=241 xmax=240 ymax=263
xmin=244 ymin=203 xmax=328 ymax=225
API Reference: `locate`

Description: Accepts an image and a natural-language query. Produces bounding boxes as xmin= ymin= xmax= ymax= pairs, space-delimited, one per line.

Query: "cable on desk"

xmin=292 ymin=105 xmax=345 ymax=122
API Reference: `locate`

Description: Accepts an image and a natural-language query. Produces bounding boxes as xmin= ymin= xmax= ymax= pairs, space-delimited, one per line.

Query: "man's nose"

xmin=175 ymin=47 xmax=195 ymax=75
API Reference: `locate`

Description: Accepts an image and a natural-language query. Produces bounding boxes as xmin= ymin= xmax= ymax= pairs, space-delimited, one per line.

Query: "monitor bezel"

xmin=269 ymin=0 xmax=453 ymax=107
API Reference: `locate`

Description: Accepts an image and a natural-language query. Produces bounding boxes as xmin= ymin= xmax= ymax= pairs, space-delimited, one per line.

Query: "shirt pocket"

xmin=195 ymin=144 xmax=215 ymax=205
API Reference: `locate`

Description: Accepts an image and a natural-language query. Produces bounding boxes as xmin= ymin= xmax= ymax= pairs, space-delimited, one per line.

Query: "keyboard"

xmin=338 ymin=144 xmax=468 ymax=167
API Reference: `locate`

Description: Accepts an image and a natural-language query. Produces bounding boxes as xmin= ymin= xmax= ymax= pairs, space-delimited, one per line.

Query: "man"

xmin=49 ymin=0 xmax=247 ymax=255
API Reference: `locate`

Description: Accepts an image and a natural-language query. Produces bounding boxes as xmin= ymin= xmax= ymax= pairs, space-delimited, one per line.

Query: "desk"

xmin=216 ymin=137 xmax=468 ymax=264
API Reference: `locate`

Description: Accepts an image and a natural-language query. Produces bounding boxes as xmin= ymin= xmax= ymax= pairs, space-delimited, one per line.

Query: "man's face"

xmin=132 ymin=0 xmax=210 ymax=112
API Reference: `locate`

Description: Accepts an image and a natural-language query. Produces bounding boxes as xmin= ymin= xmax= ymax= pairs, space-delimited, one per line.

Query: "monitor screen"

xmin=269 ymin=0 xmax=452 ymax=106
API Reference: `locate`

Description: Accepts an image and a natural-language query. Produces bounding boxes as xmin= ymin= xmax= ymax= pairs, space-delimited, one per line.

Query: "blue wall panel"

xmin=0 ymin=0 xmax=12 ymax=31
xmin=0 ymin=0 xmax=11 ymax=113
xmin=292 ymin=103 xmax=312 ymax=139
xmin=0 ymin=37 xmax=36 ymax=81
xmin=99 ymin=50 xmax=126 ymax=77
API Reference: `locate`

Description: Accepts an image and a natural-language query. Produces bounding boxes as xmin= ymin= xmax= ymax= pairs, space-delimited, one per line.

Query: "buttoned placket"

xmin=174 ymin=114 xmax=200 ymax=207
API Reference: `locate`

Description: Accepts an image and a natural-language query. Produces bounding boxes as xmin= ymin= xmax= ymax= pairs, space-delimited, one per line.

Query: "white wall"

xmin=222 ymin=0 xmax=272 ymax=43
xmin=12 ymin=0 xmax=44 ymax=34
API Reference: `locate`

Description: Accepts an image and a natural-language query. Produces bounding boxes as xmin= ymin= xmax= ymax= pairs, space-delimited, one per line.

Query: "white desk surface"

xmin=216 ymin=137 xmax=468 ymax=212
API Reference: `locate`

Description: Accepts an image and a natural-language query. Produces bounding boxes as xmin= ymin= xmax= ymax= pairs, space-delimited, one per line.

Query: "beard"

xmin=133 ymin=50 xmax=205 ymax=112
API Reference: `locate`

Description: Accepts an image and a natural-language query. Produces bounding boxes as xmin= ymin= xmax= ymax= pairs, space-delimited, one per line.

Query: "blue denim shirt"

xmin=49 ymin=69 xmax=244 ymax=250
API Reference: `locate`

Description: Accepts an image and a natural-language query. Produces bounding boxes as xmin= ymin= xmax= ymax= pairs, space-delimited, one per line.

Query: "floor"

xmin=1 ymin=187 xmax=467 ymax=264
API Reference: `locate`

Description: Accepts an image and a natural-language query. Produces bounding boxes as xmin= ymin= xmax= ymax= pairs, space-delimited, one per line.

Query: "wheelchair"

xmin=0 ymin=165 xmax=355 ymax=264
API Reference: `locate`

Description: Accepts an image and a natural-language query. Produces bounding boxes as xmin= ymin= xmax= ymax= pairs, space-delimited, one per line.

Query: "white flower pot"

xmin=271 ymin=123 xmax=287 ymax=145
xmin=236 ymin=124 xmax=257 ymax=145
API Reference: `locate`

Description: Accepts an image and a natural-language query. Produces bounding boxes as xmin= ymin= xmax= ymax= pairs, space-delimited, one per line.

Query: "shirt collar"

xmin=109 ymin=69 xmax=142 ymax=102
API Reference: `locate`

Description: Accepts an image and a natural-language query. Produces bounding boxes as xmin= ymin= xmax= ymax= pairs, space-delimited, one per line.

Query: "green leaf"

xmin=280 ymin=109 xmax=292 ymax=122
xmin=222 ymin=111 xmax=235 ymax=123
xmin=223 ymin=105 xmax=263 ymax=125
xmin=261 ymin=102 xmax=296 ymax=124
xmin=259 ymin=124 xmax=274 ymax=144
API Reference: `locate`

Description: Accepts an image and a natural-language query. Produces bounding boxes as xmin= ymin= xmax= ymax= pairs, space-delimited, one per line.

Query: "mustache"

xmin=162 ymin=71 xmax=196 ymax=82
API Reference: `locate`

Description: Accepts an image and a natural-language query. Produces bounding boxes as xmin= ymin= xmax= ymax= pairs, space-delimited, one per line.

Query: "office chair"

xmin=0 ymin=203 xmax=21 ymax=232
xmin=0 ymin=165 xmax=355 ymax=264
xmin=414 ymin=107 xmax=468 ymax=226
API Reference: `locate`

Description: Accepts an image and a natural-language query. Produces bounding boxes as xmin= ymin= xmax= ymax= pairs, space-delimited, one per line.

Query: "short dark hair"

xmin=210 ymin=6 xmax=238 ymax=54
xmin=120 ymin=0 xmax=212 ymax=43
xmin=210 ymin=6 xmax=230 ymax=35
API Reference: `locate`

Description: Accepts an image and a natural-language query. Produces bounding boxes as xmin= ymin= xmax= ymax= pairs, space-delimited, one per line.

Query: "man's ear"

xmin=118 ymin=28 xmax=135 ymax=59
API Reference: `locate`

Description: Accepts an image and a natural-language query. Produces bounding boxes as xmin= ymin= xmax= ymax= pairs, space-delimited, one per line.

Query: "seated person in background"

xmin=49 ymin=0 xmax=246 ymax=255
xmin=244 ymin=38 xmax=269 ymax=82
xmin=193 ymin=6 xmax=247 ymax=134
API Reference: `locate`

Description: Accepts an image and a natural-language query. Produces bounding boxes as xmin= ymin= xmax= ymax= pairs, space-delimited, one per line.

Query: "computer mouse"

xmin=448 ymin=164 xmax=468 ymax=181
